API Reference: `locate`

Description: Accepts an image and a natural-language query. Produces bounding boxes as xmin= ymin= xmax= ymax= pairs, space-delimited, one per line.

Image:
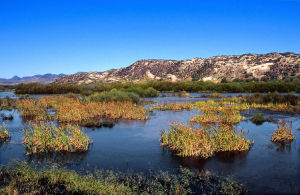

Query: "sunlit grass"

xmin=23 ymin=122 xmax=91 ymax=154
xmin=190 ymin=110 xmax=244 ymax=125
xmin=150 ymin=103 xmax=193 ymax=111
xmin=16 ymin=96 xmax=148 ymax=124
xmin=0 ymin=122 xmax=11 ymax=142
xmin=160 ymin=122 xmax=253 ymax=158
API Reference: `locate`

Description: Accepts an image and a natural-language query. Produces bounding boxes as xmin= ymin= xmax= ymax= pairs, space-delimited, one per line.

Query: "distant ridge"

xmin=56 ymin=52 xmax=300 ymax=84
xmin=0 ymin=73 xmax=67 ymax=85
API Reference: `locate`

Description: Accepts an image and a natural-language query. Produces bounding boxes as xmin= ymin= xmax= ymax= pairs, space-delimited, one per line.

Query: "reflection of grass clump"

xmin=271 ymin=120 xmax=295 ymax=144
xmin=0 ymin=123 xmax=11 ymax=142
xmin=160 ymin=122 xmax=252 ymax=158
xmin=0 ymin=163 xmax=245 ymax=194
xmin=23 ymin=123 xmax=90 ymax=155
xmin=250 ymin=113 xmax=266 ymax=125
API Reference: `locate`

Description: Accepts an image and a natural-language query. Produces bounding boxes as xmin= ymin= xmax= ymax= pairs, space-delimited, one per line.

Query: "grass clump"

xmin=271 ymin=120 xmax=295 ymax=144
xmin=160 ymin=122 xmax=252 ymax=158
xmin=160 ymin=122 xmax=215 ymax=158
xmin=250 ymin=113 xmax=266 ymax=125
xmin=0 ymin=123 xmax=11 ymax=142
xmin=0 ymin=163 xmax=246 ymax=194
xmin=190 ymin=110 xmax=244 ymax=125
xmin=151 ymin=103 xmax=193 ymax=111
xmin=213 ymin=128 xmax=253 ymax=152
xmin=23 ymin=123 xmax=91 ymax=155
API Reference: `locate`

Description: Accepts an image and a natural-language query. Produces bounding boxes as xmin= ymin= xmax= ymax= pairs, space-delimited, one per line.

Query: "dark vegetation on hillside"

xmin=13 ymin=80 xmax=300 ymax=95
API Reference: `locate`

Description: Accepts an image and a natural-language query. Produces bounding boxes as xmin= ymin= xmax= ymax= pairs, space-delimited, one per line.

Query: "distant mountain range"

xmin=56 ymin=52 xmax=300 ymax=84
xmin=0 ymin=74 xmax=67 ymax=85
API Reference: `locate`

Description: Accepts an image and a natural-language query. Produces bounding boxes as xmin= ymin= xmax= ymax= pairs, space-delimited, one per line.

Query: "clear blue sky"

xmin=0 ymin=0 xmax=299 ymax=78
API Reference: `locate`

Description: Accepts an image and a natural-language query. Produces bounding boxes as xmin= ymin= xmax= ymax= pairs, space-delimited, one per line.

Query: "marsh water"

xmin=0 ymin=92 xmax=299 ymax=194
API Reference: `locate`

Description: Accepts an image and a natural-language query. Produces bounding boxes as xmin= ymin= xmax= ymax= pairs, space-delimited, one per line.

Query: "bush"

xmin=245 ymin=93 xmax=299 ymax=106
xmin=88 ymin=89 xmax=140 ymax=103
xmin=250 ymin=113 xmax=266 ymax=125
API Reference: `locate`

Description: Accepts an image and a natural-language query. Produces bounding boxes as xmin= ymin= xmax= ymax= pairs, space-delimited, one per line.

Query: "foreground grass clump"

xmin=160 ymin=122 xmax=215 ymax=158
xmin=271 ymin=120 xmax=295 ymax=144
xmin=0 ymin=123 xmax=11 ymax=142
xmin=160 ymin=122 xmax=252 ymax=158
xmin=23 ymin=123 xmax=90 ymax=154
xmin=213 ymin=128 xmax=253 ymax=152
xmin=0 ymin=163 xmax=246 ymax=194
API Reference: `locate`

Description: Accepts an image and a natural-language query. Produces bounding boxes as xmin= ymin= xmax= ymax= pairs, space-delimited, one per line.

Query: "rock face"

xmin=0 ymin=74 xmax=66 ymax=85
xmin=56 ymin=52 xmax=300 ymax=84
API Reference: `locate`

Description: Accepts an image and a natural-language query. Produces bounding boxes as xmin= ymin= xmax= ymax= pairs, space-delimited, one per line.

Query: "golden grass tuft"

xmin=23 ymin=122 xmax=91 ymax=154
xmin=160 ymin=122 xmax=252 ymax=158
xmin=271 ymin=120 xmax=295 ymax=144
xmin=0 ymin=122 xmax=11 ymax=142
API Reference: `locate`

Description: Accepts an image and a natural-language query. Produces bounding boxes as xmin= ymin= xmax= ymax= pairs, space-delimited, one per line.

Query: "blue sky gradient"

xmin=0 ymin=0 xmax=299 ymax=78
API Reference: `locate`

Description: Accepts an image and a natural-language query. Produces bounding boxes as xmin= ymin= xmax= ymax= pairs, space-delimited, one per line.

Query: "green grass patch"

xmin=0 ymin=163 xmax=246 ymax=194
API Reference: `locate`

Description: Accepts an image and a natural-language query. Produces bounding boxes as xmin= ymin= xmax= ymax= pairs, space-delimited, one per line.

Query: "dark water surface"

xmin=0 ymin=92 xmax=299 ymax=194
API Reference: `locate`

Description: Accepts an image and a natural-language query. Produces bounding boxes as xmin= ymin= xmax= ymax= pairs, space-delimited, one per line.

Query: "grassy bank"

xmin=0 ymin=163 xmax=246 ymax=194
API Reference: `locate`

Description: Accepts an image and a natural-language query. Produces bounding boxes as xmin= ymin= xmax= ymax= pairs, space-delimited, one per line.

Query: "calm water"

xmin=0 ymin=92 xmax=299 ymax=194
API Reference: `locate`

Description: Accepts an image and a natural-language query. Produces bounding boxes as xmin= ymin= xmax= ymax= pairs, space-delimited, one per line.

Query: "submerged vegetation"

xmin=23 ymin=123 xmax=90 ymax=155
xmin=271 ymin=120 xmax=295 ymax=144
xmin=0 ymin=163 xmax=245 ymax=194
xmin=160 ymin=122 xmax=252 ymax=158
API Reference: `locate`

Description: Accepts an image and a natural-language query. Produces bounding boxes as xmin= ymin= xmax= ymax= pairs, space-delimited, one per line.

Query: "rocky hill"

xmin=0 ymin=74 xmax=66 ymax=85
xmin=56 ymin=52 xmax=300 ymax=84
